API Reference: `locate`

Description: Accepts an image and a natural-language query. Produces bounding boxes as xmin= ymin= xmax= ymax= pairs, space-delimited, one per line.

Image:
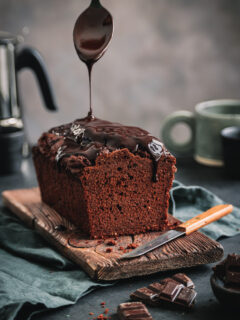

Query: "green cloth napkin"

xmin=0 ymin=207 xmax=112 ymax=320
xmin=0 ymin=181 xmax=240 ymax=320
xmin=170 ymin=181 xmax=240 ymax=240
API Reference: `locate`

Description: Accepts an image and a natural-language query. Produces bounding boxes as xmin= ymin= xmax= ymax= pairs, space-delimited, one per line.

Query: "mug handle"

xmin=161 ymin=111 xmax=195 ymax=156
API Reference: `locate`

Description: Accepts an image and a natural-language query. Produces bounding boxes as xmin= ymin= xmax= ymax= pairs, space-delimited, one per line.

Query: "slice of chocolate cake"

xmin=32 ymin=116 xmax=176 ymax=238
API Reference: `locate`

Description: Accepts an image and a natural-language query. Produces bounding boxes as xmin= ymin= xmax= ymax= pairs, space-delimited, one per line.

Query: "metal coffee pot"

xmin=0 ymin=31 xmax=57 ymax=131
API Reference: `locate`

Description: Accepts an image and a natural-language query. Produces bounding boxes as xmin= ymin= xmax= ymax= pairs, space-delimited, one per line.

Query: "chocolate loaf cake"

xmin=33 ymin=116 xmax=176 ymax=238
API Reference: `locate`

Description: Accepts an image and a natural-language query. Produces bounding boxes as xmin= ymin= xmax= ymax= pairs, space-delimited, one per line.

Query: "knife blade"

xmin=121 ymin=204 xmax=233 ymax=259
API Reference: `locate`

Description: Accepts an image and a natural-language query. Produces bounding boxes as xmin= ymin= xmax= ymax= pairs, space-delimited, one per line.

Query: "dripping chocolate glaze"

xmin=49 ymin=116 xmax=165 ymax=182
xmin=51 ymin=2 xmax=164 ymax=181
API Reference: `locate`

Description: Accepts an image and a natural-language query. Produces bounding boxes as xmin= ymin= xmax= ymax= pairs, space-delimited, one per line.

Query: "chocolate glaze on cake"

xmin=48 ymin=115 xmax=166 ymax=182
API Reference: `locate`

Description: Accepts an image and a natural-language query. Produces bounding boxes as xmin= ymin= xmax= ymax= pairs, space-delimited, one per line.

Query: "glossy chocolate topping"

xmin=49 ymin=115 xmax=165 ymax=182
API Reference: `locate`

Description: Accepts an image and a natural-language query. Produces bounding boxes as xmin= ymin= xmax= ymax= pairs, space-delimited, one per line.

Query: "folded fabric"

xmin=0 ymin=207 xmax=112 ymax=320
xmin=170 ymin=181 xmax=240 ymax=240
xmin=0 ymin=181 xmax=239 ymax=320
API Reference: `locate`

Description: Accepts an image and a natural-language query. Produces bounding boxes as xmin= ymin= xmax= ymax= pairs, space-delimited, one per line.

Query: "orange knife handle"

xmin=176 ymin=204 xmax=233 ymax=235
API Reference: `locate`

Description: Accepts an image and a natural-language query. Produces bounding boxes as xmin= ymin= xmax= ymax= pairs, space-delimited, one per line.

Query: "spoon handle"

xmin=90 ymin=0 xmax=101 ymax=8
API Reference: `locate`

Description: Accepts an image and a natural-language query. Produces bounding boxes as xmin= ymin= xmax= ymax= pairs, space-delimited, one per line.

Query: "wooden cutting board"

xmin=2 ymin=188 xmax=224 ymax=281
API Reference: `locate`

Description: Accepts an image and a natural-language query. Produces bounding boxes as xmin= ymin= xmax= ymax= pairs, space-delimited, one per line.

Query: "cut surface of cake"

xmin=33 ymin=116 xmax=176 ymax=238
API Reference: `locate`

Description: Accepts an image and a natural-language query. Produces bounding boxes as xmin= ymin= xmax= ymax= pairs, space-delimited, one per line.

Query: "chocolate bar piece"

xmin=117 ymin=302 xmax=153 ymax=320
xmin=159 ymin=282 xmax=184 ymax=302
xmin=130 ymin=273 xmax=197 ymax=309
xmin=212 ymin=259 xmax=226 ymax=281
xmin=172 ymin=273 xmax=195 ymax=289
xmin=225 ymin=270 xmax=240 ymax=285
xmin=148 ymin=283 xmax=165 ymax=293
xmin=225 ymin=254 xmax=240 ymax=285
xmin=130 ymin=287 xmax=158 ymax=306
xmin=160 ymin=278 xmax=180 ymax=287
xmin=225 ymin=254 xmax=240 ymax=268
xmin=175 ymin=287 xmax=197 ymax=307
xmin=213 ymin=254 xmax=240 ymax=286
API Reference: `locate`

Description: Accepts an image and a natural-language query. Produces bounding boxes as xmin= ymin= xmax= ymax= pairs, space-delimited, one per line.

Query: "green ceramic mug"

xmin=161 ymin=100 xmax=240 ymax=166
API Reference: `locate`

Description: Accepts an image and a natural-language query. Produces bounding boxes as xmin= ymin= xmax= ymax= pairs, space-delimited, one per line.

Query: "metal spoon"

xmin=73 ymin=0 xmax=113 ymax=64
xmin=73 ymin=0 xmax=113 ymax=117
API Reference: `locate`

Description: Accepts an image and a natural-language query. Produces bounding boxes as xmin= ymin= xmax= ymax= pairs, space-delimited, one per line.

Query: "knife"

xmin=121 ymin=204 xmax=233 ymax=259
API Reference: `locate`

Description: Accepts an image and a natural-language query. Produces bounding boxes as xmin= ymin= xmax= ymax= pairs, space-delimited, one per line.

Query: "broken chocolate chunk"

xmin=225 ymin=270 xmax=240 ymax=285
xmin=117 ymin=302 xmax=153 ymax=320
xmin=130 ymin=287 xmax=158 ymax=304
xmin=225 ymin=254 xmax=240 ymax=269
xmin=172 ymin=273 xmax=195 ymax=289
xmin=159 ymin=282 xmax=184 ymax=302
xmin=213 ymin=254 xmax=240 ymax=288
xmin=130 ymin=273 xmax=197 ymax=309
xmin=175 ymin=287 xmax=197 ymax=307
xmin=148 ymin=283 xmax=165 ymax=293
xmin=212 ymin=259 xmax=226 ymax=281
xmin=160 ymin=277 xmax=180 ymax=287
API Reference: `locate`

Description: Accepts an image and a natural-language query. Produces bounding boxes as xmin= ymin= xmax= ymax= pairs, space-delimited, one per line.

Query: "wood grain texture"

xmin=2 ymin=188 xmax=224 ymax=281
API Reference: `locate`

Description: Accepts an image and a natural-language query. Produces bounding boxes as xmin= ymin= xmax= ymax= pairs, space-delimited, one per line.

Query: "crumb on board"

xmin=127 ymin=243 xmax=139 ymax=249
xmin=106 ymin=240 xmax=116 ymax=246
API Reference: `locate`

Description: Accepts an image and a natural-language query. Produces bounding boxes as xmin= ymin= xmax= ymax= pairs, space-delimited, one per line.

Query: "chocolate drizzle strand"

xmin=48 ymin=116 xmax=165 ymax=182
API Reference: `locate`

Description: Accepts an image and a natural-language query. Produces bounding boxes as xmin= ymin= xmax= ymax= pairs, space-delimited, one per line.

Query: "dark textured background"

xmin=1 ymin=0 xmax=240 ymax=144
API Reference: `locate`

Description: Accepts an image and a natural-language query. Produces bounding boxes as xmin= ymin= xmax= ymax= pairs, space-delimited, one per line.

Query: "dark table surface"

xmin=1 ymin=157 xmax=240 ymax=320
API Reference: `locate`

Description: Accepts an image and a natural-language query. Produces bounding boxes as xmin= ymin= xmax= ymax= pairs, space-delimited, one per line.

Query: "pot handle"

xmin=15 ymin=46 xmax=58 ymax=111
xmin=161 ymin=111 xmax=195 ymax=156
